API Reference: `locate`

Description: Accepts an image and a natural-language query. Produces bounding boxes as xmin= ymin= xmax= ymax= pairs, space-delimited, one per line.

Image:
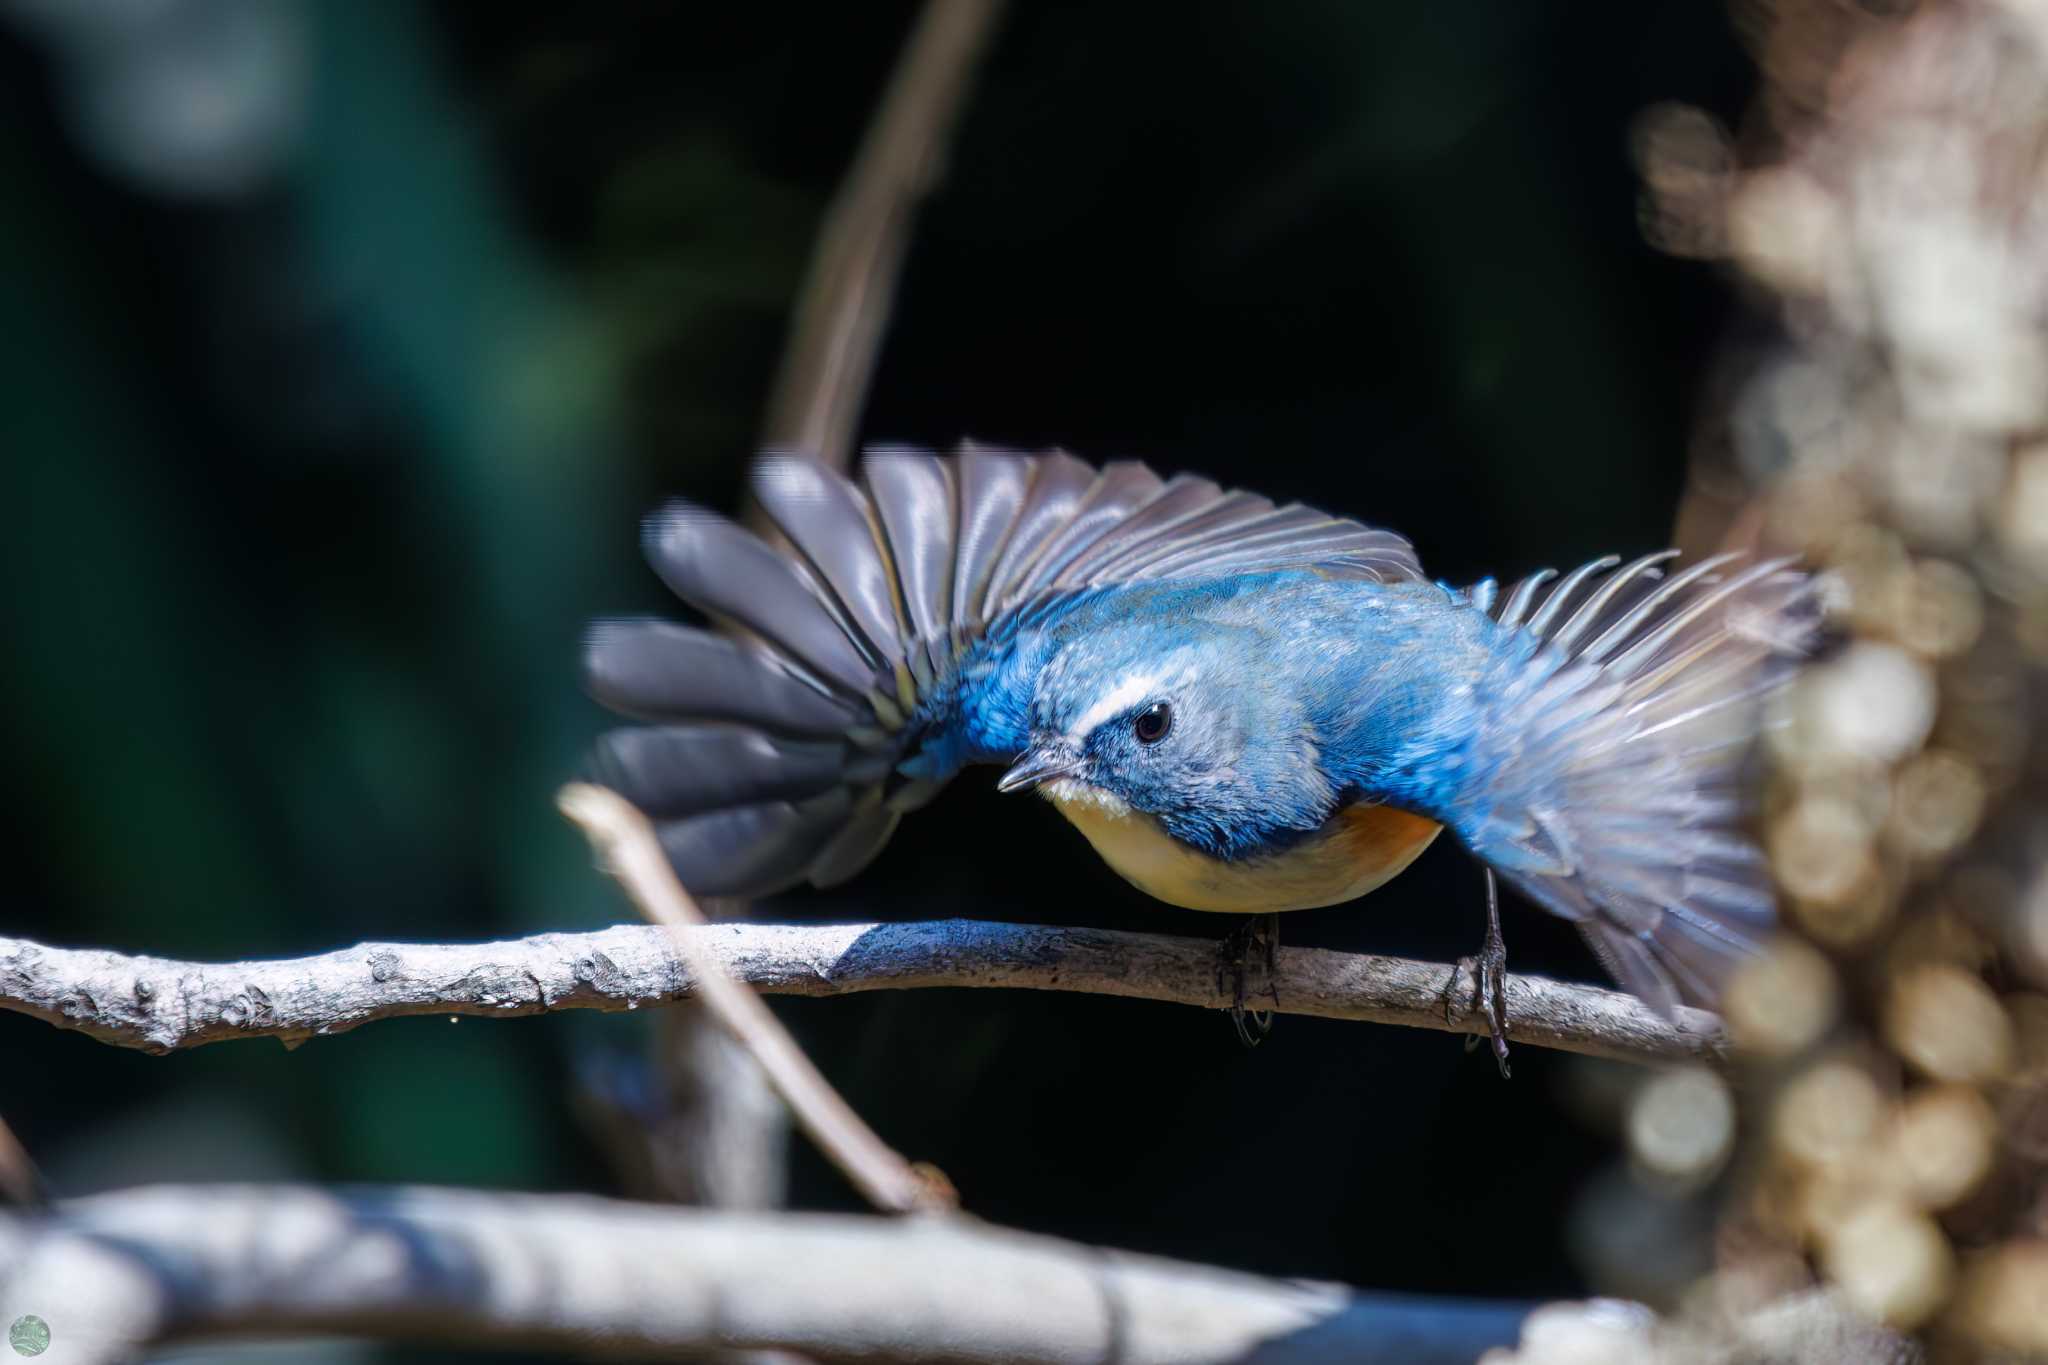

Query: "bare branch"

xmin=559 ymin=782 xmax=952 ymax=1215
xmin=0 ymin=919 xmax=1726 ymax=1066
xmin=0 ymin=1183 xmax=1530 ymax=1365
xmin=759 ymin=0 xmax=1006 ymax=463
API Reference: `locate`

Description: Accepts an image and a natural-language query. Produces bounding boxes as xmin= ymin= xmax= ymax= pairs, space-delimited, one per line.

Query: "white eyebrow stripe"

xmin=1067 ymin=665 xmax=1187 ymax=742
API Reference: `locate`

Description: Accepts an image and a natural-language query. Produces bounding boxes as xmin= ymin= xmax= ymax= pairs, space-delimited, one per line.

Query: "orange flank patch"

xmin=1334 ymin=802 xmax=1444 ymax=892
xmin=1046 ymin=781 xmax=1442 ymax=914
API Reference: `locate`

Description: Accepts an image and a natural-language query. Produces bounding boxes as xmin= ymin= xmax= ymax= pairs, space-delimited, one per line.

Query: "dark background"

xmin=2 ymin=1 xmax=1751 ymax=1353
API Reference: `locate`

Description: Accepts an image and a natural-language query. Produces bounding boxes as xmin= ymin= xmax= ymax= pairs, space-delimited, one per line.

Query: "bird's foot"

xmin=1439 ymin=870 xmax=1512 ymax=1078
xmin=1215 ymin=913 xmax=1280 ymax=1048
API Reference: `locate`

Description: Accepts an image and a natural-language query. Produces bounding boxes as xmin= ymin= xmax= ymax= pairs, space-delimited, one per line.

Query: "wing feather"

xmin=1457 ymin=553 xmax=1821 ymax=1011
xmin=949 ymin=444 xmax=1034 ymax=630
xmin=596 ymin=442 xmax=1423 ymax=900
xmin=582 ymin=619 xmax=858 ymax=734
xmin=752 ymin=454 xmax=903 ymax=664
xmin=978 ymin=451 xmax=1100 ymax=617
xmin=1011 ymin=460 xmax=1166 ymax=596
xmin=641 ymin=504 xmax=874 ymax=693
xmin=863 ymin=448 xmax=958 ymax=645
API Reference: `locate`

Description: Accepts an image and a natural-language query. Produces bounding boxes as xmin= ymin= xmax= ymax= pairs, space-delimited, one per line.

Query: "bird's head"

xmin=996 ymin=629 xmax=1335 ymax=859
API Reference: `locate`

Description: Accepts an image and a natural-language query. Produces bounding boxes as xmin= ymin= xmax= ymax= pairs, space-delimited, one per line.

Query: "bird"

xmin=584 ymin=443 xmax=1816 ymax=1068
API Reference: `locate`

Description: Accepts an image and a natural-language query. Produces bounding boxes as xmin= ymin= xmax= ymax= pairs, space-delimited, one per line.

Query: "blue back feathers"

xmin=586 ymin=444 xmax=1816 ymax=1014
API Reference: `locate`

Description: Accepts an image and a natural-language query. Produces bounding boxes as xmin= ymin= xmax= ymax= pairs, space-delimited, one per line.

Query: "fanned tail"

xmin=1454 ymin=552 xmax=1822 ymax=1014
xmin=585 ymin=443 xmax=1422 ymax=898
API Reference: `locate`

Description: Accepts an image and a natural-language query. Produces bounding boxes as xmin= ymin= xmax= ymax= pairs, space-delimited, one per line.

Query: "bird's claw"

xmin=1216 ymin=914 xmax=1280 ymax=1047
xmin=1440 ymin=870 xmax=1512 ymax=1078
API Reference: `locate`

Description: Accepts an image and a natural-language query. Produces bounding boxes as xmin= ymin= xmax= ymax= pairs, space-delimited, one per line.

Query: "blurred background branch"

xmin=0 ymin=920 xmax=1725 ymax=1066
xmin=760 ymin=0 xmax=1007 ymax=462
xmin=631 ymin=0 xmax=1008 ymax=1217
xmin=0 ymin=1115 xmax=46 ymax=1210
xmin=0 ymin=1183 xmax=1534 ymax=1365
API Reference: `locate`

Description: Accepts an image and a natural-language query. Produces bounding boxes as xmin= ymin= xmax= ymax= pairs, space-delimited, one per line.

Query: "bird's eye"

xmin=1133 ymin=701 xmax=1173 ymax=745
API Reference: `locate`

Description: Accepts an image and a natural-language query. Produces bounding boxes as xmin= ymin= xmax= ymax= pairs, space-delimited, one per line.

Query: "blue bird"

xmin=585 ymin=444 xmax=1815 ymax=1064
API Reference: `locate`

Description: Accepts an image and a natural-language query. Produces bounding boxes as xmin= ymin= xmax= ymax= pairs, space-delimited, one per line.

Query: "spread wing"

xmin=750 ymin=443 xmax=1422 ymax=680
xmin=1455 ymin=553 xmax=1821 ymax=1013
xmin=585 ymin=442 xmax=1421 ymax=896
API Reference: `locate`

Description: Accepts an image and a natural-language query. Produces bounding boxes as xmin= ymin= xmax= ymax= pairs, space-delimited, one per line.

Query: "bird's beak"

xmin=997 ymin=747 xmax=1081 ymax=794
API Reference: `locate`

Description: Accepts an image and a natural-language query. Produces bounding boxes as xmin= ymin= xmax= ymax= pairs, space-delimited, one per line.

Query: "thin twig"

xmin=671 ymin=0 xmax=1007 ymax=1215
xmin=557 ymin=782 xmax=952 ymax=1215
xmin=0 ymin=1182 xmax=1535 ymax=1365
xmin=0 ymin=919 xmax=1727 ymax=1065
xmin=758 ymin=0 xmax=1007 ymax=463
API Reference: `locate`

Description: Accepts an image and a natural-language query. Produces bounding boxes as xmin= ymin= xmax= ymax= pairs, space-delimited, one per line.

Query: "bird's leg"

xmin=1440 ymin=868 xmax=1512 ymax=1078
xmin=1216 ymin=913 xmax=1280 ymax=1047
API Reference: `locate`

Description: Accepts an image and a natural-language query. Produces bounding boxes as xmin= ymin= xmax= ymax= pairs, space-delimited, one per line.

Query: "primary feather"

xmin=1448 ymin=554 xmax=1814 ymax=1013
xmin=585 ymin=443 xmax=1816 ymax=1012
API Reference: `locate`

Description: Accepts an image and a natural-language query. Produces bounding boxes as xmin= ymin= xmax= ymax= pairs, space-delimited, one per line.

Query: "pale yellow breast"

xmin=1047 ymin=787 xmax=1442 ymax=914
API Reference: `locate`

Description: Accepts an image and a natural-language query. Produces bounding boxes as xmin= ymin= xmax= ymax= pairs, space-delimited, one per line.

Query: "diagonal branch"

xmin=0 ymin=919 xmax=1726 ymax=1066
xmin=0 ymin=1183 xmax=1532 ymax=1365
xmin=560 ymin=782 xmax=952 ymax=1214
xmin=758 ymin=0 xmax=1007 ymax=463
